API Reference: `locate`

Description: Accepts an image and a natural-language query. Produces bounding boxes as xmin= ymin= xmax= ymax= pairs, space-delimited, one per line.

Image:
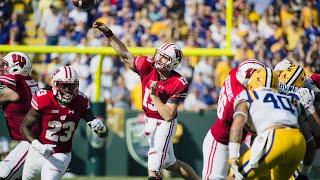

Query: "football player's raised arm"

xmin=0 ymin=83 xmax=19 ymax=103
xmin=93 ymin=21 xmax=135 ymax=71
xmin=83 ymin=108 xmax=108 ymax=138
xmin=20 ymin=108 xmax=41 ymax=143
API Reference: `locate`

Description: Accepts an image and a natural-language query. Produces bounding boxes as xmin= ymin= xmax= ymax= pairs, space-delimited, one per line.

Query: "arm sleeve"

xmin=31 ymin=95 xmax=40 ymax=111
xmin=31 ymin=90 xmax=49 ymax=111
xmin=133 ymin=56 xmax=153 ymax=77
xmin=0 ymin=75 xmax=16 ymax=91
xmin=168 ymin=83 xmax=189 ymax=104
xmin=234 ymin=90 xmax=250 ymax=110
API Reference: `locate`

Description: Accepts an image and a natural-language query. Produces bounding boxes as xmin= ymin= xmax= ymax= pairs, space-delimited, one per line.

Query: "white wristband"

xmin=31 ymin=139 xmax=41 ymax=148
xmin=229 ymin=142 xmax=241 ymax=159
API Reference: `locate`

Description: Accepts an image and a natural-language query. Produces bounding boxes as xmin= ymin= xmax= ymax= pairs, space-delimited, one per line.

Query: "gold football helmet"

xmin=247 ymin=67 xmax=279 ymax=91
xmin=279 ymin=64 xmax=305 ymax=93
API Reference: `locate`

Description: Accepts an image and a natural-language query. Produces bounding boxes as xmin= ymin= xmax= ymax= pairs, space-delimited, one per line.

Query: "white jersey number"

xmin=45 ymin=121 xmax=75 ymax=142
xmin=25 ymin=79 xmax=39 ymax=95
xmin=142 ymin=88 xmax=157 ymax=111
xmin=217 ymin=86 xmax=227 ymax=119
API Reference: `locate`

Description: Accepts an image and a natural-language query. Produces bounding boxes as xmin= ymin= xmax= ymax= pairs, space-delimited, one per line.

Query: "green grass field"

xmin=63 ymin=177 xmax=183 ymax=180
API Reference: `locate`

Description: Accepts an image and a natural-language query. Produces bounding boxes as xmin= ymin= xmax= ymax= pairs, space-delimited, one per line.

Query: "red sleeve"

xmin=311 ymin=73 xmax=320 ymax=88
xmin=133 ymin=56 xmax=153 ymax=77
xmin=168 ymin=77 xmax=189 ymax=104
xmin=0 ymin=74 xmax=17 ymax=91
xmin=77 ymin=92 xmax=90 ymax=111
xmin=31 ymin=90 xmax=50 ymax=111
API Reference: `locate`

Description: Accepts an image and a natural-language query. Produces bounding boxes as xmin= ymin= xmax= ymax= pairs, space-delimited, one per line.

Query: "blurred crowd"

xmin=0 ymin=0 xmax=319 ymax=112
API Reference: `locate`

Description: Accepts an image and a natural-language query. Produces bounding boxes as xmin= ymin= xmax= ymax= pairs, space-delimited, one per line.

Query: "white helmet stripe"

xmin=67 ymin=66 xmax=72 ymax=79
xmin=160 ymin=43 xmax=170 ymax=49
xmin=64 ymin=66 xmax=68 ymax=79
xmin=160 ymin=43 xmax=175 ymax=50
xmin=287 ymin=66 xmax=303 ymax=86
xmin=239 ymin=60 xmax=264 ymax=68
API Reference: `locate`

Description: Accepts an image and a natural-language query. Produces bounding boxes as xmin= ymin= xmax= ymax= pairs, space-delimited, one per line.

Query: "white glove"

xmin=31 ymin=139 xmax=56 ymax=156
xmin=297 ymin=88 xmax=315 ymax=115
xmin=305 ymin=77 xmax=320 ymax=93
xmin=87 ymin=119 xmax=107 ymax=133
xmin=229 ymin=160 xmax=244 ymax=180
xmin=228 ymin=142 xmax=243 ymax=179
xmin=274 ymin=59 xmax=291 ymax=71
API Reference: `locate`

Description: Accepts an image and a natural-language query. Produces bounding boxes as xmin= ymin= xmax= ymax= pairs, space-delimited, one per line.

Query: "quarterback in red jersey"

xmin=0 ymin=52 xmax=39 ymax=180
xmin=20 ymin=66 xmax=107 ymax=180
xmin=94 ymin=21 xmax=199 ymax=180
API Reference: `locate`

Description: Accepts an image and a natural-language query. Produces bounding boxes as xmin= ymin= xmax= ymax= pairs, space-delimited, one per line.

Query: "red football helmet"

xmin=1 ymin=52 xmax=32 ymax=76
xmin=153 ymin=42 xmax=183 ymax=71
xmin=310 ymin=73 xmax=320 ymax=88
xmin=236 ymin=59 xmax=265 ymax=87
xmin=52 ymin=66 xmax=79 ymax=104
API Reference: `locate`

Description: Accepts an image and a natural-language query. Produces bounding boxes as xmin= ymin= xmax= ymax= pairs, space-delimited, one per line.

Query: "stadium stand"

xmin=0 ymin=0 xmax=319 ymax=111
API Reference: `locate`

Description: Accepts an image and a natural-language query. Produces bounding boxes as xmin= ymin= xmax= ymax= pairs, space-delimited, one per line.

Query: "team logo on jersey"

xmin=60 ymin=115 xmax=66 ymax=121
xmin=126 ymin=116 xmax=148 ymax=168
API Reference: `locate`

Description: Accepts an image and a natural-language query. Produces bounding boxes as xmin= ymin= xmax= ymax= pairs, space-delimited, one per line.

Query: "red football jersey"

xmin=31 ymin=90 xmax=90 ymax=153
xmin=210 ymin=68 xmax=247 ymax=145
xmin=0 ymin=74 xmax=39 ymax=140
xmin=133 ymin=56 xmax=188 ymax=120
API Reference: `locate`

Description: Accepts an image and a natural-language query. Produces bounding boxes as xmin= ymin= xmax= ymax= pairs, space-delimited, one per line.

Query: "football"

xmin=72 ymin=0 xmax=99 ymax=10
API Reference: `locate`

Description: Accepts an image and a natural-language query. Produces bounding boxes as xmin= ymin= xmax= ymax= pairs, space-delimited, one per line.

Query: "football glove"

xmin=31 ymin=139 xmax=56 ymax=156
xmin=304 ymin=77 xmax=320 ymax=93
xmin=274 ymin=59 xmax=291 ymax=72
xmin=229 ymin=158 xmax=244 ymax=180
xmin=297 ymin=88 xmax=315 ymax=115
xmin=88 ymin=119 xmax=107 ymax=133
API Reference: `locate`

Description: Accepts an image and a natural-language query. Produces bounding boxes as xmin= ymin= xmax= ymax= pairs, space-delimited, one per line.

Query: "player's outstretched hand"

xmin=31 ymin=139 xmax=56 ymax=156
xmin=274 ymin=58 xmax=291 ymax=72
xmin=88 ymin=118 xmax=107 ymax=134
xmin=93 ymin=21 xmax=110 ymax=34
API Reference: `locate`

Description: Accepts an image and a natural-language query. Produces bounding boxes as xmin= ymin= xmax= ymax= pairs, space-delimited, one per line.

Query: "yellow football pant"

xmin=237 ymin=128 xmax=306 ymax=180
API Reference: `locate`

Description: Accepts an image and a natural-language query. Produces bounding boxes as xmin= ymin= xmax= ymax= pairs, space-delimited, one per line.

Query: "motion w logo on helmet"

xmin=245 ymin=68 xmax=256 ymax=79
xmin=11 ymin=54 xmax=26 ymax=68
xmin=174 ymin=48 xmax=182 ymax=61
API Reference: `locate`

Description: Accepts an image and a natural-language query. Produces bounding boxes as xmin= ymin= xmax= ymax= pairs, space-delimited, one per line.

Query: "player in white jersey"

xmin=228 ymin=67 xmax=309 ymax=179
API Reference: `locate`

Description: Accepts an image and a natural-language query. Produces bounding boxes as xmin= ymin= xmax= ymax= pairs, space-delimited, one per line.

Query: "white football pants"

xmin=0 ymin=141 xmax=30 ymax=180
xmin=22 ymin=146 xmax=71 ymax=180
